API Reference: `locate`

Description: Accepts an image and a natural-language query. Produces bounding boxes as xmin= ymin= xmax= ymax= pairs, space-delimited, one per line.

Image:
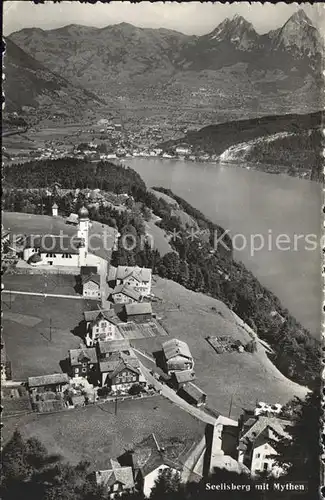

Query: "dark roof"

xmin=95 ymin=465 xmax=134 ymax=490
xmin=69 ymin=348 xmax=97 ymax=366
xmin=162 ymin=339 xmax=192 ymax=361
xmin=81 ymin=266 xmax=98 ymax=276
xmin=25 ymin=235 xmax=82 ymax=254
xmin=173 ymin=370 xmax=196 ymax=384
xmin=98 ymin=339 xmax=131 ymax=354
xmin=131 ymin=435 xmax=178 ymax=477
xmin=239 ymin=416 xmax=291 ymax=444
xmin=28 ymin=373 xmax=69 ymax=387
xmin=125 ymin=302 xmax=152 ymax=316
xmin=84 ymin=309 xmax=120 ymax=326
xmin=99 ymin=353 xmax=140 ymax=377
xmin=82 ymin=273 xmax=101 ymax=286
xmin=181 ymin=382 xmax=206 ymax=402
xmin=111 ymin=284 xmax=141 ymax=301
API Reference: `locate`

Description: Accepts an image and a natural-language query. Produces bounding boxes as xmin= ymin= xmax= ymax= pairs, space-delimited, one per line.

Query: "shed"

xmin=177 ymin=382 xmax=206 ymax=407
xmin=124 ymin=302 xmax=152 ymax=323
xmin=162 ymin=339 xmax=194 ymax=373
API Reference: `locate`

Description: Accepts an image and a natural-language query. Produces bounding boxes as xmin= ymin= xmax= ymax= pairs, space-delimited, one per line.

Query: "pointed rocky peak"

xmin=209 ymin=14 xmax=259 ymax=49
xmin=271 ymin=9 xmax=322 ymax=57
xmin=285 ymin=9 xmax=313 ymax=27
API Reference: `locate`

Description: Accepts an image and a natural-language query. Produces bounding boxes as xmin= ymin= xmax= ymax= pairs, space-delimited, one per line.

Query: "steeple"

xmin=77 ymin=205 xmax=89 ymax=266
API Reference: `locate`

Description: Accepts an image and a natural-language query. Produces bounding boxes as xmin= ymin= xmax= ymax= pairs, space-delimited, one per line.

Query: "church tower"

xmin=78 ymin=206 xmax=89 ymax=267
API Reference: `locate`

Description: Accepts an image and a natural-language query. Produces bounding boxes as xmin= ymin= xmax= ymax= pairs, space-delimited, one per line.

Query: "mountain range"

xmin=5 ymin=9 xmax=324 ymax=123
xmin=3 ymin=37 xmax=105 ymax=121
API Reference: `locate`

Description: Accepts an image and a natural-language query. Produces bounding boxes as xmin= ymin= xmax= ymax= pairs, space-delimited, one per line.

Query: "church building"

xmin=23 ymin=206 xmax=91 ymax=269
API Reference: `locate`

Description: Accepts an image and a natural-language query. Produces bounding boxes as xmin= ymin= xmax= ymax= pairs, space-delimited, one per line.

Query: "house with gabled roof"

xmin=124 ymin=302 xmax=152 ymax=323
xmin=99 ymin=352 xmax=146 ymax=390
xmin=97 ymin=339 xmax=132 ymax=360
xmin=109 ymin=284 xmax=141 ymax=304
xmin=82 ymin=273 xmax=101 ymax=299
xmin=28 ymin=373 xmax=69 ymax=412
xmin=162 ymin=339 xmax=194 ymax=373
xmin=177 ymin=382 xmax=206 ymax=407
xmin=237 ymin=409 xmax=291 ymax=477
xmin=84 ymin=309 xmax=122 ymax=347
xmin=69 ymin=347 xmax=98 ymax=378
xmin=116 ymin=266 xmax=152 ymax=296
xmin=119 ymin=434 xmax=180 ymax=498
xmin=94 ymin=459 xmax=135 ymax=498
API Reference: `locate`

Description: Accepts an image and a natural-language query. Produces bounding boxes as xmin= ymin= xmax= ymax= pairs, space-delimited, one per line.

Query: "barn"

xmin=162 ymin=339 xmax=194 ymax=373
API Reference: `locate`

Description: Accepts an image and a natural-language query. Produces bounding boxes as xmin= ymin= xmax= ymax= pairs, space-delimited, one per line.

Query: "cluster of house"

xmin=209 ymin=401 xmax=289 ymax=479
xmin=89 ymin=401 xmax=291 ymax=499
xmin=24 ymin=334 xmax=203 ymax=414
xmin=92 ymin=433 xmax=182 ymax=499
xmin=82 ymin=264 xmax=152 ymax=301
xmin=26 ymin=339 xmax=148 ymax=412
xmin=160 ymin=338 xmax=206 ymax=407
xmin=237 ymin=403 xmax=289 ymax=477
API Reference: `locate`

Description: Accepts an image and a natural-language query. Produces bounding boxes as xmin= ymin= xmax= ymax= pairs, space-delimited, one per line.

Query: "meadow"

xmin=133 ymin=277 xmax=309 ymax=419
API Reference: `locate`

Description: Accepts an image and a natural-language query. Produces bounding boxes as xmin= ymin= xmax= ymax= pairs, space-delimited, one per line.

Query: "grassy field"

xmin=133 ymin=277 xmax=309 ymax=418
xmin=2 ymin=274 xmax=78 ymax=295
xmin=145 ymin=219 xmax=173 ymax=256
xmin=3 ymin=211 xmax=116 ymax=261
xmin=2 ymin=395 xmax=205 ymax=471
xmin=2 ymin=294 xmax=95 ymax=379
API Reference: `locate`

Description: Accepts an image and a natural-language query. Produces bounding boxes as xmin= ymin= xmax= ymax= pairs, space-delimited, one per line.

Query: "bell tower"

xmin=78 ymin=206 xmax=89 ymax=266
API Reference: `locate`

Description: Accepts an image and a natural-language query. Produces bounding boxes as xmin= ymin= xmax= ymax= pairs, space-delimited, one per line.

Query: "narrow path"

xmin=1 ymin=290 xmax=83 ymax=300
xmin=138 ymin=359 xmax=217 ymax=426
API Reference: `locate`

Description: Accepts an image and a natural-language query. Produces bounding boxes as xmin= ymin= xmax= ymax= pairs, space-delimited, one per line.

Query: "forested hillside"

xmin=160 ymin=111 xmax=323 ymax=181
xmin=3 ymin=159 xmax=320 ymax=389
xmin=3 ymin=158 xmax=146 ymax=193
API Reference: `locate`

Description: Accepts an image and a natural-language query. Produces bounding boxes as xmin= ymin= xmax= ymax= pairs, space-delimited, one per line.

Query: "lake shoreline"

xmin=126 ymin=157 xmax=321 ymax=336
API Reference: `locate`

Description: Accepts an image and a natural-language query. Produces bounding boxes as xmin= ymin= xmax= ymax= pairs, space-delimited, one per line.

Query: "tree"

xmin=178 ymin=260 xmax=189 ymax=287
xmin=271 ymin=390 xmax=321 ymax=499
xmin=160 ymin=252 xmax=180 ymax=281
xmin=1 ymin=432 xmax=104 ymax=500
xmin=128 ymin=383 xmax=143 ymax=396
xmin=149 ymin=468 xmax=181 ymax=500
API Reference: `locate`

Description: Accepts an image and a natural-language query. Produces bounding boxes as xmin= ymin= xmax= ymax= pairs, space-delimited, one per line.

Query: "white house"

xmin=127 ymin=434 xmax=180 ymax=498
xmin=82 ymin=273 xmax=101 ymax=299
xmin=115 ymin=266 xmax=152 ymax=296
xmin=23 ymin=234 xmax=82 ymax=267
xmin=175 ymin=144 xmax=191 ymax=156
xmin=23 ymin=206 xmax=91 ymax=269
xmin=84 ymin=309 xmax=122 ymax=346
xmin=237 ymin=410 xmax=290 ymax=478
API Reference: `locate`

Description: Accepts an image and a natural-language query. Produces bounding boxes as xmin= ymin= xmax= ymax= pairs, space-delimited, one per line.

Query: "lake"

xmin=126 ymin=158 xmax=322 ymax=337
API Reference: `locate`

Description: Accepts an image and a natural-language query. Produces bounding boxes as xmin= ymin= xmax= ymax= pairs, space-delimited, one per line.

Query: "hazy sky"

xmin=3 ymin=1 xmax=325 ymax=37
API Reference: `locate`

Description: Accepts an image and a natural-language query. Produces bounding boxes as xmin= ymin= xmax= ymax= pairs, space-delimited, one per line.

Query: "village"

xmin=3 ymin=115 xmax=218 ymax=166
xmin=1 ymin=201 xmax=300 ymax=498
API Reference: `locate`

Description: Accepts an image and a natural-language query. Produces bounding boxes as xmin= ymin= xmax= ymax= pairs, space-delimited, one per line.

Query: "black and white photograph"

xmin=1 ymin=1 xmax=324 ymax=499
